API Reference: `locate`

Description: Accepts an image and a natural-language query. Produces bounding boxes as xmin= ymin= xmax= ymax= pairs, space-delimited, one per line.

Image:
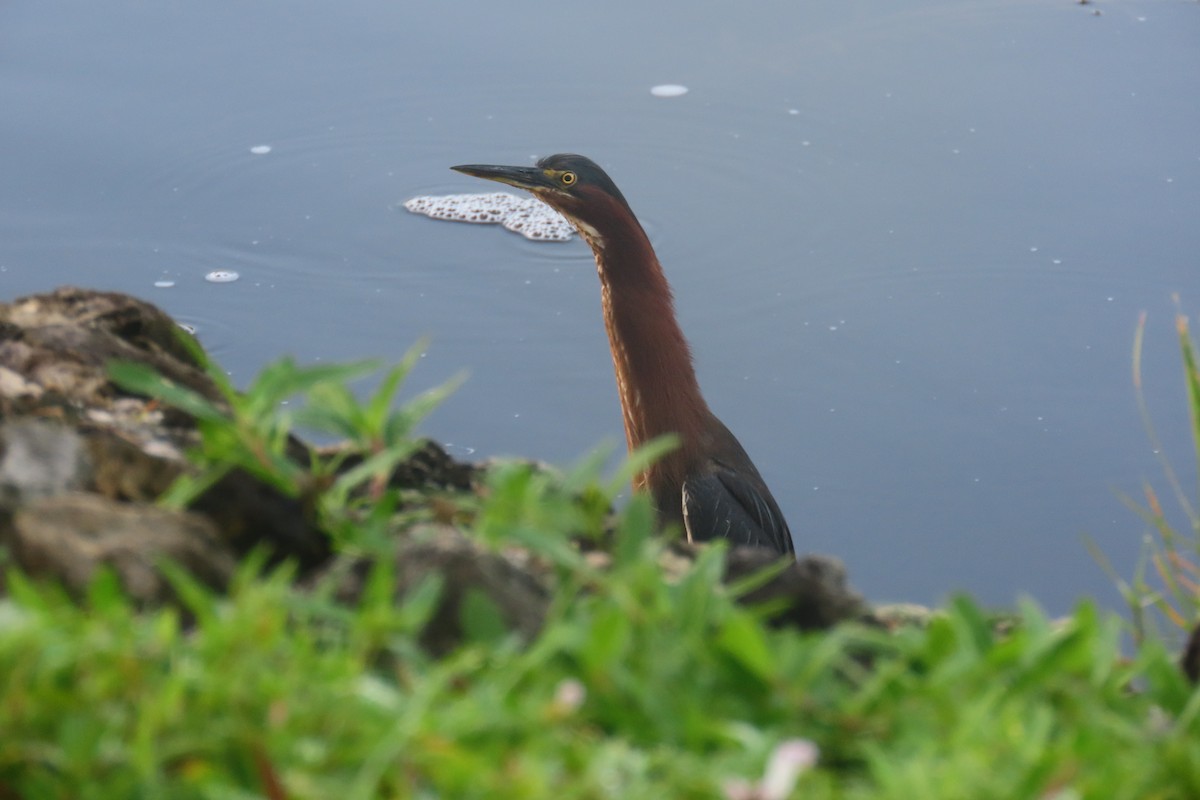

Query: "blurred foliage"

xmin=2 ymin=531 xmax=1197 ymax=797
xmin=0 ymin=327 xmax=1191 ymax=797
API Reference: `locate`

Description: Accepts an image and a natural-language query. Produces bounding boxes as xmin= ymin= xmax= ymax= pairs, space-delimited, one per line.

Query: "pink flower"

xmin=722 ymin=739 xmax=819 ymax=800
xmin=552 ymin=678 xmax=586 ymax=712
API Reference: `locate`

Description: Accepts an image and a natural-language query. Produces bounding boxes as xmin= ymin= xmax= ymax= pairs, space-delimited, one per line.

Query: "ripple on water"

xmin=173 ymin=314 xmax=240 ymax=365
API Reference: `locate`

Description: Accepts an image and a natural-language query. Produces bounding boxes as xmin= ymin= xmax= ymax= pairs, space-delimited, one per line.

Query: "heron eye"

xmin=560 ymin=171 xmax=577 ymax=186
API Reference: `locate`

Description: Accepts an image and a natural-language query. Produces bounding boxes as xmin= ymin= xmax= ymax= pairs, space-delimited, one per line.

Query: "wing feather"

xmin=682 ymin=469 xmax=794 ymax=555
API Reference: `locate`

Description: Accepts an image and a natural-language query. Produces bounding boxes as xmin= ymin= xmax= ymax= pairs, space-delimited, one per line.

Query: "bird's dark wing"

xmin=682 ymin=468 xmax=795 ymax=556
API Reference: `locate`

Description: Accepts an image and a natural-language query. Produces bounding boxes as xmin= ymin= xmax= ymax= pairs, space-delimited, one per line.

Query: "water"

xmin=2 ymin=0 xmax=1198 ymax=611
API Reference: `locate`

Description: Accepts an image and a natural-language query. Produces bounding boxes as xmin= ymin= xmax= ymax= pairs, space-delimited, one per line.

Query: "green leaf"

xmin=84 ymin=567 xmax=128 ymax=614
xmin=397 ymin=573 xmax=446 ymax=635
xmin=716 ymin=611 xmax=776 ymax=684
xmin=580 ymin=603 xmax=631 ymax=673
xmin=383 ymin=372 xmax=466 ymax=445
xmin=325 ymin=439 xmax=422 ymax=509
xmin=157 ymin=465 xmax=231 ymax=510
xmin=608 ymin=435 xmax=679 ymax=495
xmin=948 ymin=594 xmax=994 ymax=656
xmin=106 ymin=361 xmax=226 ymax=422
xmin=156 ymin=559 xmax=219 ymax=628
xmin=242 ymin=358 xmax=380 ymax=419
xmin=460 ymin=589 xmax=508 ymax=646
xmin=613 ymin=494 xmax=655 ymax=567
xmin=366 ymin=339 xmax=429 ymax=430
xmin=722 ymin=553 xmax=793 ymax=601
xmin=296 ymin=382 xmax=366 ymax=440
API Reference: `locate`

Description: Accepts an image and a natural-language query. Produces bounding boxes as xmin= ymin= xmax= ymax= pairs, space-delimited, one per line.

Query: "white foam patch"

xmin=650 ymin=84 xmax=688 ymax=98
xmin=403 ymin=192 xmax=574 ymax=242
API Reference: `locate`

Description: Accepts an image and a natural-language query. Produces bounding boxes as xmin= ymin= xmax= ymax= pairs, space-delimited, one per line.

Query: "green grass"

xmin=2 ymin=539 xmax=1197 ymax=798
xmin=1 ymin=319 xmax=1199 ymax=798
xmin=1091 ymin=299 xmax=1200 ymax=645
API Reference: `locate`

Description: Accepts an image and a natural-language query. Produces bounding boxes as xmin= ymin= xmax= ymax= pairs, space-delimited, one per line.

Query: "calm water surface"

xmin=3 ymin=0 xmax=1198 ymax=611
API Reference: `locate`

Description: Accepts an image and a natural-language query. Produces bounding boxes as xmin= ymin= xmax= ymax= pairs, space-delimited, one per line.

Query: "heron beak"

xmin=451 ymin=163 xmax=551 ymax=192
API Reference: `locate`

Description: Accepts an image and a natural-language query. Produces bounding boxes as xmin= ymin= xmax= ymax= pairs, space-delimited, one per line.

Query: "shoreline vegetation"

xmin=1 ymin=286 xmax=1197 ymax=798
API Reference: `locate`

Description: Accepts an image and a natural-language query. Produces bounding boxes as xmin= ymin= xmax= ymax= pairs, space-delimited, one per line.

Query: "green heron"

xmin=452 ymin=154 xmax=794 ymax=556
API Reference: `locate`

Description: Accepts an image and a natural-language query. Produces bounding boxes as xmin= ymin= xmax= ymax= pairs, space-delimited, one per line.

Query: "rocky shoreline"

xmin=0 ymin=287 xmax=874 ymax=651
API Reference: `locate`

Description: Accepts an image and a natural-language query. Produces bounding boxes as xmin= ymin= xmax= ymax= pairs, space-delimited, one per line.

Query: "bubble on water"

xmin=650 ymin=84 xmax=688 ymax=98
xmin=250 ymin=145 xmax=272 ymax=155
xmin=403 ymin=192 xmax=574 ymax=242
xmin=205 ymin=270 xmax=240 ymax=283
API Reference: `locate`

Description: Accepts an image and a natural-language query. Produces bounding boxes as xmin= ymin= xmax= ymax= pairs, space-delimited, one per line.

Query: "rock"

xmin=0 ymin=288 xmax=331 ymax=574
xmin=190 ymin=469 xmax=331 ymax=571
xmin=323 ymin=438 xmax=479 ymax=494
xmin=2 ymin=492 xmax=235 ymax=604
xmin=82 ymin=425 xmax=181 ymax=503
xmin=0 ymin=286 xmax=220 ymax=419
xmin=0 ymin=420 xmax=91 ymax=508
xmin=725 ymin=548 xmax=870 ymax=630
xmin=595 ymin=542 xmax=869 ymax=630
xmin=323 ymin=526 xmax=549 ymax=657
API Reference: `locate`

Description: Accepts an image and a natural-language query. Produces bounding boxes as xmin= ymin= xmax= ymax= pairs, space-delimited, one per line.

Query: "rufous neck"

xmin=588 ymin=220 xmax=710 ymax=472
